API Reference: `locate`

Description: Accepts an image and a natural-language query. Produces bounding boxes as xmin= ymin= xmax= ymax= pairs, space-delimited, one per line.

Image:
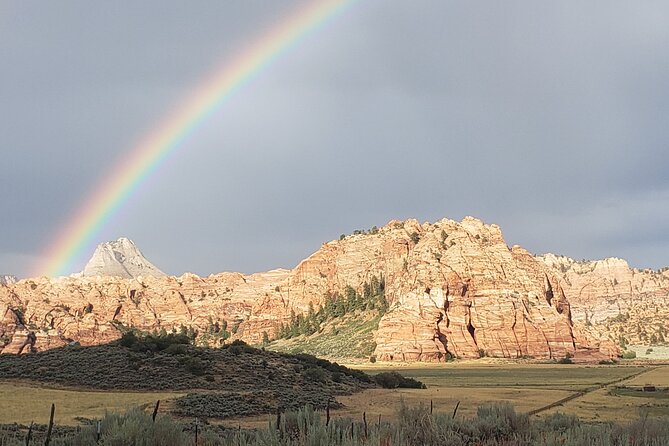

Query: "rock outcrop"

xmin=539 ymin=254 xmax=669 ymax=347
xmin=79 ymin=237 xmax=165 ymax=279
xmin=0 ymin=218 xmax=618 ymax=360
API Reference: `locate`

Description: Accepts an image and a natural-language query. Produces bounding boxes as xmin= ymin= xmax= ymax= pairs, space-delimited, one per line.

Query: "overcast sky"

xmin=2 ymin=1 xmax=668 ymax=278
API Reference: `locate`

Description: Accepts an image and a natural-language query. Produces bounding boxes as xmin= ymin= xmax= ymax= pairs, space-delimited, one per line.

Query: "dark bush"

xmin=302 ymin=367 xmax=326 ymax=382
xmin=164 ymin=343 xmax=189 ymax=355
xmin=119 ymin=331 xmax=191 ymax=353
xmin=184 ymin=357 xmax=205 ymax=376
xmin=119 ymin=331 xmax=138 ymax=348
xmin=223 ymin=339 xmax=256 ymax=355
xmin=374 ymin=371 xmax=425 ymax=389
xmin=622 ymin=350 xmax=637 ymax=359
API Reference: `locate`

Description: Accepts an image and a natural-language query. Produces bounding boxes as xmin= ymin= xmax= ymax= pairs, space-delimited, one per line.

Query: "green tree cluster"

xmin=275 ymin=275 xmax=389 ymax=340
xmin=198 ymin=317 xmax=231 ymax=347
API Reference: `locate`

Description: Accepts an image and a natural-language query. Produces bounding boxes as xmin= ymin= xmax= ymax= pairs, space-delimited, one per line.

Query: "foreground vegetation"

xmin=0 ymin=333 xmax=427 ymax=423
xmin=0 ymin=334 xmax=377 ymax=419
xmin=1 ymin=402 xmax=668 ymax=445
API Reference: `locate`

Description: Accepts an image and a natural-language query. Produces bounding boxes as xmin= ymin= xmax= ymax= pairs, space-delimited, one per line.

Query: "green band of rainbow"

xmin=34 ymin=0 xmax=356 ymax=277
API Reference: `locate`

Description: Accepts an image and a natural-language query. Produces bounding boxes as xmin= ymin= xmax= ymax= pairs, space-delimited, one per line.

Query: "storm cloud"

xmin=1 ymin=1 xmax=668 ymax=277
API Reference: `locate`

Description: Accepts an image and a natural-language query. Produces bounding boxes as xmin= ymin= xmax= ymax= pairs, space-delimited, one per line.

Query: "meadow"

xmin=0 ymin=382 xmax=182 ymax=425
xmin=337 ymin=362 xmax=669 ymax=423
xmin=1 ymin=362 xmax=667 ymax=427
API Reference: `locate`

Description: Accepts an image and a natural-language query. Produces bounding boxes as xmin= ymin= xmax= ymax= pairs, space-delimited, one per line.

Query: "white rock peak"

xmin=81 ymin=237 xmax=166 ymax=279
xmin=0 ymin=275 xmax=17 ymax=285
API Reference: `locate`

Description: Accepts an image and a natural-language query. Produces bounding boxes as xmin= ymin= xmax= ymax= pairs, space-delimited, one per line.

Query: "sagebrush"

xmin=1 ymin=402 xmax=668 ymax=445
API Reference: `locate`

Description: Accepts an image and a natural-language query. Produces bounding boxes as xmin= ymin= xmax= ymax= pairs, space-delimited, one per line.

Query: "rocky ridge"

xmin=0 ymin=217 xmax=618 ymax=360
xmin=78 ymin=237 xmax=165 ymax=279
xmin=538 ymin=254 xmax=669 ymax=347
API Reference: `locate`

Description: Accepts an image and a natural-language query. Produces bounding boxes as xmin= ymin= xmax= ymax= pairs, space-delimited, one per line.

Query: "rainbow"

xmin=34 ymin=0 xmax=356 ymax=277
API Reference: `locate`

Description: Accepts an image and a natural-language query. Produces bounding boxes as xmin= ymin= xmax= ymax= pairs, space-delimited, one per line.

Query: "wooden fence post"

xmin=43 ymin=404 xmax=55 ymax=446
xmin=24 ymin=421 xmax=33 ymax=446
xmin=363 ymin=412 xmax=368 ymax=439
xmin=326 ymin=401 xmax=330 ymax=427
xmin=452 ymin=401 xmax=460 ymax=419
xmin=152 ymin=400 xmax=160 ymax=422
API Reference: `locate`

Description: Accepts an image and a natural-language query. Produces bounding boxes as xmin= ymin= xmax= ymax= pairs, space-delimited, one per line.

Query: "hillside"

xmin=268 ymin=311 xmax=383 ymax=359
xmin=0 ymin=216 xmax=622 ymax=361
xmin=0 ymin=334 xmax=374 ymax=418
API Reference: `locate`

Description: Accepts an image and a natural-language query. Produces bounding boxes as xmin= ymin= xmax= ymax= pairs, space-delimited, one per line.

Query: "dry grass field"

xmin=0 ymin=383 xmax=182 ymax=425
xmin=345 ymin=362 xmax=669 ymax=424
xmin=221 ymin=362 xmax=668 ymax=428
xmin=1 ymin=361 xmax=667 ymax=429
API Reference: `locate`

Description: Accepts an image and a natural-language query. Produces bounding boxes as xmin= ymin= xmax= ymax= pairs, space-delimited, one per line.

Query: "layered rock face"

xmin=79 ymin=237 xmax=165 ymax=279
xmin=0 ymin=218 xmax=616 ymax=360
xmin=539 ymin=254 xmax=669 ymax=346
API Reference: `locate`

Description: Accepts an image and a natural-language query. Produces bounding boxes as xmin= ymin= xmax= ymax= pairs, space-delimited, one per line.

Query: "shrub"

xmin=622 ymin=350 xmax=637 ymax=359
xmin=540 ymin=412 xmax=580 ymax=432
xmin=119 ymin=331 xmax=191 ymax=353
xmin=369 ymin=355 xmax=377 ymax=363
xmin=164 ymin=343 xmax=189 ymax=355
xmin=184 ymin=357 xmax=205 ymax=376
xmin=119 ymin=331 xmax=138 ymax=348
xmin=302 ymin=367 xmax=326 ymax=382
xmin=474 ymin=402 xmax=530 ymax=441
xmin=374 ymin=371 xmax=425 ymax=389
xmin=224 ymin=339 xmax=256 ymax=355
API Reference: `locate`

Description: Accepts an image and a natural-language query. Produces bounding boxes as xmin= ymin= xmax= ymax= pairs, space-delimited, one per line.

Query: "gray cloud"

xmin=1 ymin=0 xmax=668 ymax=277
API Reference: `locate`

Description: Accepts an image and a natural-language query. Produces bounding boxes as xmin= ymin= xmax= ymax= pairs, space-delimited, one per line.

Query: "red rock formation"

xmin=0 ymin=217 xmax=617 ymax=360
xmin=539 ymin=254 xmax=669 ymax=347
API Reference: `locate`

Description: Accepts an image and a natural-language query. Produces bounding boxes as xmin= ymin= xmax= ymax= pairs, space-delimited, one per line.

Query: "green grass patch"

xmin=268 ymin=312 xmax=382 ymax=359
xmin=610 ymin=387 xmax=669 ymax=400
xmin=358 ymin=365 xmax=644 ymax=391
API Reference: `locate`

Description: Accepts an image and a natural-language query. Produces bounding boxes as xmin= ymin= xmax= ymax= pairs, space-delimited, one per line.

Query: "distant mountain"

xmin=79 ymin=237 xmax=165 ymax=279
xmin=0 ymin=276 xmax=17 ymax=285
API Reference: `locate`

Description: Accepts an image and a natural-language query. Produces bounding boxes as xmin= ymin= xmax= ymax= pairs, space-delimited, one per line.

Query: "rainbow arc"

xmin=34 ymin=0 xmax=355 ymax=277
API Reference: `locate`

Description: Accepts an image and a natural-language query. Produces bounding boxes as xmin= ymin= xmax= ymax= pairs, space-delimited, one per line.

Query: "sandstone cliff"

xmin=78 ymin=237 xmax=165 ymax=279
xmin=538 ymin=254 xmax=669 ymax=347
xmin=0 ymin=217 xmax=617 ymax=360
